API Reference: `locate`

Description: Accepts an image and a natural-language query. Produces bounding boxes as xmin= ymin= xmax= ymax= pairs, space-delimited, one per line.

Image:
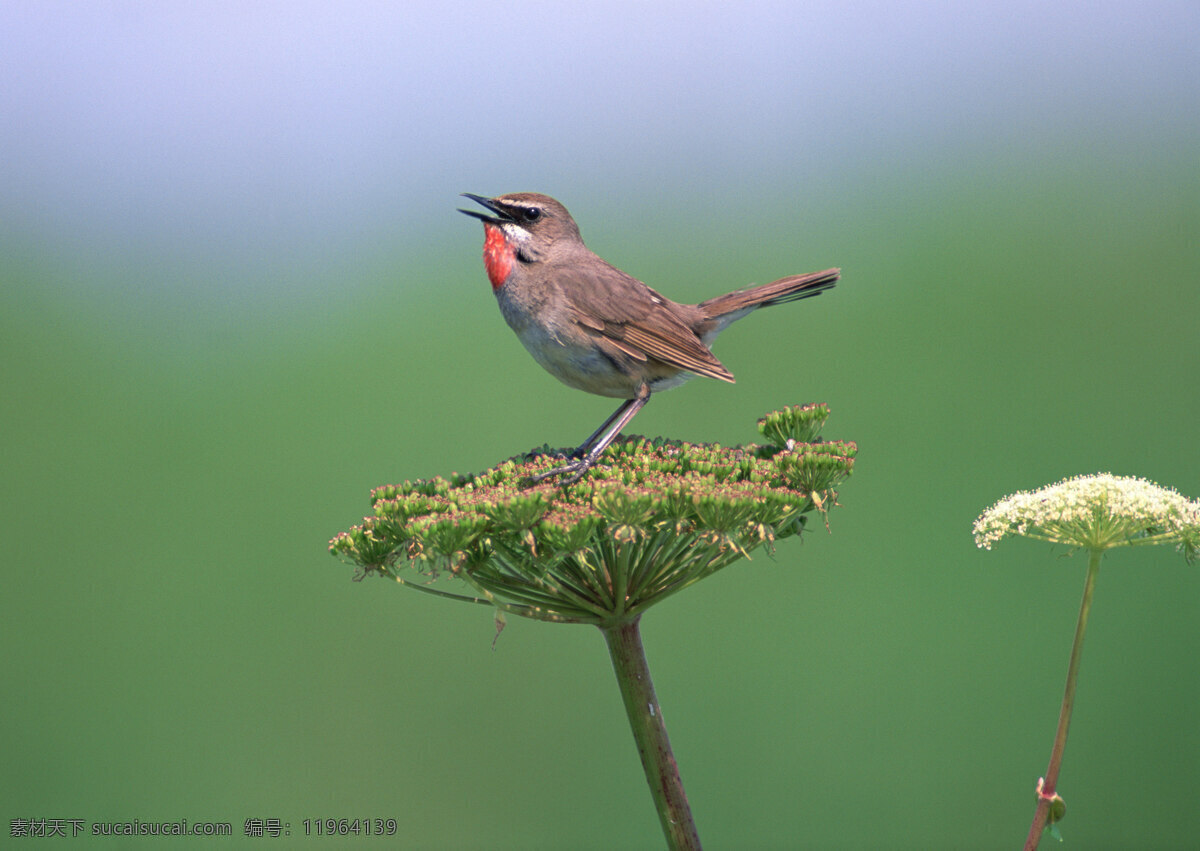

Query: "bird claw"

xmin=526 ymin=455 xmax=595 ymax=487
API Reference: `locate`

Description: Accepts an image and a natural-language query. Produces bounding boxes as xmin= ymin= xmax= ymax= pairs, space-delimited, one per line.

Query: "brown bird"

xmin=460 ymin=192 xmax=839 ymax=484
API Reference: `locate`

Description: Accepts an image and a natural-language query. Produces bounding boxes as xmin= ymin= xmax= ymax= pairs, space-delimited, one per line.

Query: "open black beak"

xmin=458 ymin=193 xmax=513 ymax=224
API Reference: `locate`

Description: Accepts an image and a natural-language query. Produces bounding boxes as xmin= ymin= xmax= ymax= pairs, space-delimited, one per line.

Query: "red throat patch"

xmin=481 ymin=223 xmax=514 ymax=290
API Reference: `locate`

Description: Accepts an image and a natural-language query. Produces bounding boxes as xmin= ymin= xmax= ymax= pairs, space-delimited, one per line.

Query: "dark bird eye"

xmin=522 ymin=207 xmax=542 ymax=222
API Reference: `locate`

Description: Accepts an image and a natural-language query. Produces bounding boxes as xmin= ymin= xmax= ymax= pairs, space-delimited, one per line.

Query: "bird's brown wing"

xmin=560 ymin=258 xmax=735 ymax=383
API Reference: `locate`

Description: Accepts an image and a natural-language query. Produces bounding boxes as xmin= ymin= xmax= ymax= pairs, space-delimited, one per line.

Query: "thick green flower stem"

xmin=1024 ymin=549 xmax=1102 ymax=851
xmin=601 ymin=617 xmax=702 ymax=851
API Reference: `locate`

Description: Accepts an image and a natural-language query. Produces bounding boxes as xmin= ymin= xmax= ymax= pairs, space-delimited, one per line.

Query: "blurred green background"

xmin=3 ymin=3 xmax=1198 ymax=849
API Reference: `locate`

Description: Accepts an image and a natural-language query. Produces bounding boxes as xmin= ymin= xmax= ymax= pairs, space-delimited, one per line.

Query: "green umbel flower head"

xmin=330 ymin=405 xmax=855 ymax=625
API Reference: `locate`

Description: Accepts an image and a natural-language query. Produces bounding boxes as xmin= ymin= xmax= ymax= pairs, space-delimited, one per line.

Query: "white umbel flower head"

xmin=973 ymin=473 xmax=1200 ymax=555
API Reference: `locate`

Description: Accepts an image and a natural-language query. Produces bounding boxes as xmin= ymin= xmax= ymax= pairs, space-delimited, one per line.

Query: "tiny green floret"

xmin=329 ymin=406 xmax=856 ymax=625
xmin=758 ymin=402 xmax=830 ymax=448
xmin=973 ymin=473 xmax=1200 ymax=557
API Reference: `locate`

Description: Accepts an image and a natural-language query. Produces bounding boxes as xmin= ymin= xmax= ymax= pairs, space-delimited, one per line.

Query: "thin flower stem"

xmin=1024 ymin=548 xmax=1102 ymax=850
xmin=600 ymin=617 xmax=702 ymax=851
xmin=389 ymin=576 xmax=493 ymax=606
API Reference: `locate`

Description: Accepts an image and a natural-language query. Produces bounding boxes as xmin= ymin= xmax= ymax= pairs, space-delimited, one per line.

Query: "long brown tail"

xmin=698 ymin=267 xmax=840 ymax=319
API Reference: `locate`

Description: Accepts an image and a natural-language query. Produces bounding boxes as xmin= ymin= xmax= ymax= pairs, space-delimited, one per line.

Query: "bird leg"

xmin=528 ymin=386 xmax=651 ymax=485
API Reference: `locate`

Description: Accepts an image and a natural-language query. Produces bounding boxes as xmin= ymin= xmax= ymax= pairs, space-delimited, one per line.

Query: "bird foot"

xmin=526 ymin=454 xmax=596 ymax=487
